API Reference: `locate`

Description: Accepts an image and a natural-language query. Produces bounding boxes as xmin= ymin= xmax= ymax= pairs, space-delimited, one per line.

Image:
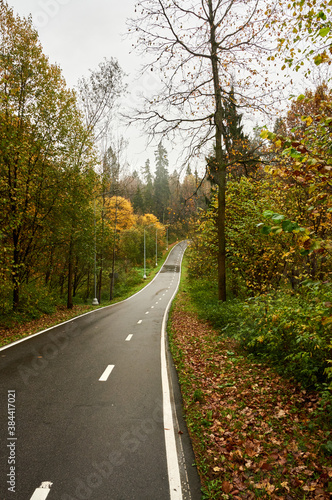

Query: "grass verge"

xmin=168 ymin=257 xmax=332 ymax=499
xmin=0 ymin=244 xmax=176 ymax=348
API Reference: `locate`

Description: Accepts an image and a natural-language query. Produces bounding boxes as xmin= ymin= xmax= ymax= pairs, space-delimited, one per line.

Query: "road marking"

xmin=99 ymin=365 xmax=115 ymax=381
xmin=151 ymin=305 xmax=154 ymax=309
xmin=161 ymin=281 xmax=183 ymax=499
xmin=137 ymin=320 xmax=142 ymax=324
xmin=30 ymin=482 xmax=53 ymax=500
xmin=125 ymin=334 xmax=133 ymax=342
xmin=145 ymin=311 xmax=149 ymax=315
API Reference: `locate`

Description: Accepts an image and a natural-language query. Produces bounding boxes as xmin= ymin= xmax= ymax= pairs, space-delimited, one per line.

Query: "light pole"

xmin=110 ymin=196 xmax=118 ymax=301
xmin=143 ymin=228 xmax=147 ymax=279
xmin=155 ymin=227 xmax=158 ymax=266
xmin=92 ymin=198 xmax=99 ymax=305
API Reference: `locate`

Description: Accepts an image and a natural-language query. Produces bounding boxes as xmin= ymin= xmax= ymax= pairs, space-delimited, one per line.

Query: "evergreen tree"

xmin=141 ymin=158 xmax=154 ymax=213
xmin=153 ymin=142 xmax=170 ymax=222
xmin=133 ymin=185 xmax=145 ymax=214
xmin=208 ymin=87 xmax=258 ymax=181
xmin=102 ymin=145 xmax=120 ymax=191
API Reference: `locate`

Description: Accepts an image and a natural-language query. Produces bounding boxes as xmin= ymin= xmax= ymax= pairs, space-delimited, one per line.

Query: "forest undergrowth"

xmin=169 ymin=269 xmax=332 ymax=499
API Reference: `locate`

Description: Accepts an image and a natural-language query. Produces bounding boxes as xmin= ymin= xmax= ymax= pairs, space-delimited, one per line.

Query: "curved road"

xmin=0 ymin=241 xmax=201 ymax=500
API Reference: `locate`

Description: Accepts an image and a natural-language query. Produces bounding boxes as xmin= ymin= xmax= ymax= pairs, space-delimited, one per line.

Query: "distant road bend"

xmin=0 ymin=241 xmax=201 ymax=500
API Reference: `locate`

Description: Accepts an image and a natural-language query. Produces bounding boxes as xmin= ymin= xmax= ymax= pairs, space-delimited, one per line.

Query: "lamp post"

xmin=143 ymin=228 xmax=147 ymax=279
xmin=155 ymin=227 xmax=158 ymax=266
xmin=110 ymin=196 xmax=118 ymax=301
xmin=92 ymin=197 xmax=99 ymax=305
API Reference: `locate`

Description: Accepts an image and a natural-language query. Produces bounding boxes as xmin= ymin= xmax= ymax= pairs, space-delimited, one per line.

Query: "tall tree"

xmin=208 ymin=88 xmax=260 ymax=180
xmin=77 ymin=58 xmax=125 ymax=144
xmin=278 ymin=0 xmax=332 ymax=71
xmin=154 ymin=141 xmax=170 ymax=222
xmin=141 ymin=158 xmax=154 ymax=213
xmin=0 ymin=2 xmax=96 ymax=310
xmin=128 ymin=0 xmax=282 ymax=300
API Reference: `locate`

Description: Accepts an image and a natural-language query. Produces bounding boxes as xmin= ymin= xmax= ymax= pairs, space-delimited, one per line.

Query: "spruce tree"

xmin=153 ymin=142 xmax=170 ymax=222
xmin=141 ymin=159 xmax=154 ymax=213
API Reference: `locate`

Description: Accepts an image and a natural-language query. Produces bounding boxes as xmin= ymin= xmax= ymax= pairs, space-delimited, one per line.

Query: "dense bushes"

xmin=239 ymin=283 xmax=332 ymax=389
xmin=186 ymin=271 xmax=332 ymax=391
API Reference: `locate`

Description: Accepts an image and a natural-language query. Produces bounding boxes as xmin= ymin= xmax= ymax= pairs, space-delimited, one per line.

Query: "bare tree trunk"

xmin=209 ymin=0 xmax=227 ymax=301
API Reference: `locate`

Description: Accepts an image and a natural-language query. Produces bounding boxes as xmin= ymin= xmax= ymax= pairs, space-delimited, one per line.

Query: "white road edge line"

xmin=161 ymin=244 xmax=188 ymax=500
xmin=0 ymin=244 xmax=182 ymax=353
xmin=99 ymin=365 xmax=115 ymax=381
xmin=125 ymin=334 xmax=133 ymax=342
xmin=30 ymin=482 xmax=53 ymax=500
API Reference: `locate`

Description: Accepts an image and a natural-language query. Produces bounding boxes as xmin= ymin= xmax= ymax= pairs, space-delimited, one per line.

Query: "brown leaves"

xmin=170 ymin=306 xmax=332 ymax=499
xmin=0 ymin=305 xmax=93 ymax=347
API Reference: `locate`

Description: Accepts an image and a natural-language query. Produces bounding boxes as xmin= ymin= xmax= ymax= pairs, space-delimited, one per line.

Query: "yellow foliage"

xmin=104 ymin=196 xmax=136 ymax=231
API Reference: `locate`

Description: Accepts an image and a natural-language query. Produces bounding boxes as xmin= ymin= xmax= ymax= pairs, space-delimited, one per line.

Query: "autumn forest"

xmin=1 ymin=0 xmax=332 ymax=496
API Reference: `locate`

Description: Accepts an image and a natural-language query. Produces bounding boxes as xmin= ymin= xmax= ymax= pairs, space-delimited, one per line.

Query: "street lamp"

xmin=143 ymin=228 xmax=147 ymax=279
xmin=155 ymin=227 xmax=158 ymax=266
xmin=92 ymin=198 xmax=99 ymax=305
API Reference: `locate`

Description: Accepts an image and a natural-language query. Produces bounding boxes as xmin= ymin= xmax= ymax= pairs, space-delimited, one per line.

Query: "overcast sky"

xmin=7 ymin=0 xmax=170 ymax=173
xmin=6 ymin=1 xmax=316 ymax=177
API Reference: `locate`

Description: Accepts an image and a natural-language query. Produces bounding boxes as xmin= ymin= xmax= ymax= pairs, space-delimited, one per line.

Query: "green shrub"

xmin=237 ymin=283 xmax=332 ymax=388
xmin=187 ymin=272 xmax=332 ymax=390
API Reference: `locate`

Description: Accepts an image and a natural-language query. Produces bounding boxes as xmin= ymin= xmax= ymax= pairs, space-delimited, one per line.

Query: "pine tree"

xmin=208 ymin=87 xmax=257 ymax=181
xmin=141 ymin=159 xmax=154 ymax=213
xmin=154 ymin=142 xmax=170 ymax=222
xmin=133 ymin=185 xmax=145 ymax=214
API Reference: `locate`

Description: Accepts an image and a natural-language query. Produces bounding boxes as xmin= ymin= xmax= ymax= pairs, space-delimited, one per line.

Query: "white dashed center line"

xmin=30 ymin=482 xmax=53 ymax=500
xmin=99 ymin=365 xmax=115 ymax=381
xmin=125 ymin=334 xmax=133 ymax=342
xmin=137 ymin=320 xmax=142 ymax=324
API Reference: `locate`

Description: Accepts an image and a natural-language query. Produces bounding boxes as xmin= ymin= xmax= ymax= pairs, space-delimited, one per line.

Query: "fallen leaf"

xmin=222 ymin=481 xmax=232 ymax=493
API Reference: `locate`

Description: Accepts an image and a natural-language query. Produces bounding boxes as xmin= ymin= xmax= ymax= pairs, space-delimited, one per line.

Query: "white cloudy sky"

xmin=7 ymin=0 xmax=169 ymax=173
xmin=6 ymin=0 xmax=319 ymax=175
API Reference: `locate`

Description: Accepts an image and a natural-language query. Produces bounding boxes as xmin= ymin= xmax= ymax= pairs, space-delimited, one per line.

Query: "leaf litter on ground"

xmin=170 ymin=299 xmax=332 ymax=499
xmin=0 ymin=305 xmax=94 ymax=348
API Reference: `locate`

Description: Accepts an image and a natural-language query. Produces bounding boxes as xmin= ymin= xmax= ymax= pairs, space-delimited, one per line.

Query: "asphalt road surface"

xmin=0 ymin=241 xmax=202 ymax=500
